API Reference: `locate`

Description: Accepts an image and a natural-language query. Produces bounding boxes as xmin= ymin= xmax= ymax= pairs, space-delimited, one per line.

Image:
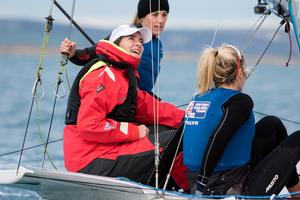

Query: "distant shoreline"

xmin=164 ymin=52 xmax=300 ymax=66
xmin=1 ymin=45 xmax=299 ymax=65
xmin=0 ymin=45 xmax=59 ymax=56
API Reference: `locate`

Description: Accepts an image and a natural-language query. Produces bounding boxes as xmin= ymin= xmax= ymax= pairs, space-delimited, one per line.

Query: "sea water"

xmin=0 ymin=53 xmax=300 ymax=199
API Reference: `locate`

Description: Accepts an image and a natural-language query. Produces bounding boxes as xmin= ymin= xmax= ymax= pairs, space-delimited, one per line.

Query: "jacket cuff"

xmin=118 ymin=122 xmax=140 ymax=141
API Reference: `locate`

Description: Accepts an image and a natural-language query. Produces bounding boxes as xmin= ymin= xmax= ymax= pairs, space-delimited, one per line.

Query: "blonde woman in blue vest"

xmin=183 ymin=44 xmax=300 ymax=197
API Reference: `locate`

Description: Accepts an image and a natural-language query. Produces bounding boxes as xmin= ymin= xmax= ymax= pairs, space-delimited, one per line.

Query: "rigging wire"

xmin=150 ymin=0 xmax=170 ymax=191
xmin=246 ymin=19 xmax=286 ymax=79
xmin=162 ymin=122 xmax=184 ymax=190
xmin=60 ymin=0 xmax=77 ymax=67
xmin=3 ymin=108 xmax=300 ymax=159
xmin=145 ymin=0 xmax=161 ymax=190
xmin=154 ymin=2 xmax=161 ymax=191
xmin=0 ymin=139 xmax=63 ymax=157
xmin=17 ymin=81 xmax=39 ymax=175
xmin=210 ymin=28 xmax=218 ymax=47
xmin=242 ymin=14 xmax=269 ymax=52
xmin=16 ymin=0 xmax=55 ymax=175
xmin=41 ymin=0 xmax=77 ymax=168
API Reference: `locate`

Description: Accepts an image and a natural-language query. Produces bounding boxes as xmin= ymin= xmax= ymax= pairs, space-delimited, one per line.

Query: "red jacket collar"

xmin=95 ymin=40 xmax=141 ymax=70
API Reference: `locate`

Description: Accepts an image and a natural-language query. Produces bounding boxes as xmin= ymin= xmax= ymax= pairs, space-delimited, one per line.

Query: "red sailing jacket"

xmin=64 ymin=40 xmax=184 ymax=173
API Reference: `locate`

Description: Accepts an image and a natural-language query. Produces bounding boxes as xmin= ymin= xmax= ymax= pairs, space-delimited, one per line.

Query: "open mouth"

xmin=131 ymin=49 xmax=141 ymax=56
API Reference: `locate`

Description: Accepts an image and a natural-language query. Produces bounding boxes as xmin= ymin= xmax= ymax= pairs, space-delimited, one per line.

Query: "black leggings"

xmin=244 ymin=116 xmax=300 ymax=195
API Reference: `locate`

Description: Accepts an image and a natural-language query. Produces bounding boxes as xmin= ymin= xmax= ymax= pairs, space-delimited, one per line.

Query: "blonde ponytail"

xmin=196 ymin=44 xmax=245 ymax=94
xmin=196 ymin=47 xmax=218 ymax=94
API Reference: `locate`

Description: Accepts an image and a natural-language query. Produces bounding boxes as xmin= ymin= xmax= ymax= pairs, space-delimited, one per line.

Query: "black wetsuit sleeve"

xmin=69 ymin=45 xmax=97 ymax=66
xmin=199 ymin=93 xmax=254 ymax=178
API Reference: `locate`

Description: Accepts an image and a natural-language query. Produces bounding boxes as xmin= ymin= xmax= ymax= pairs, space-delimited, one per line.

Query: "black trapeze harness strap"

xmin=65 ymin=56 xmax=138 ymax=125
xmin=107 ymin=67 xmax=137 ymax=122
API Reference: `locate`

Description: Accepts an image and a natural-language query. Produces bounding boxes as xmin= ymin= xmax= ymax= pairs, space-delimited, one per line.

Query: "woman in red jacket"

xmin=63 ymin=24 xmax=187 ymax=189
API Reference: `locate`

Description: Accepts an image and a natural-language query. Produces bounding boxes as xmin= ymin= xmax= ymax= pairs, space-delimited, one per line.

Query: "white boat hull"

xmin=0 ymin=166 xmax=229 ymax=200
xmin=3 ymin=165 xmax=295 ymax=199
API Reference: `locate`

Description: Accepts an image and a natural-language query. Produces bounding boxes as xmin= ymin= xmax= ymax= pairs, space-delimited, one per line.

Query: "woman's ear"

xmin=239 ymin=67 xmax=245 ymax=76
xmin=237 ymin=67 xmax=245 ymax=81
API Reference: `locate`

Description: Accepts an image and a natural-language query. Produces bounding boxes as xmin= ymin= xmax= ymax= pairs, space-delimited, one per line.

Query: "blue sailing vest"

xmin=183 ymin=88 xmax=255 ymax=172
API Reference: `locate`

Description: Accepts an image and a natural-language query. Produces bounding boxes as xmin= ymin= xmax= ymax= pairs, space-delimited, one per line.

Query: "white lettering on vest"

xmin=185 ymin=121 xmax=199 ymax=126
xmin=265 ymin=174 xmax=279 ymax=193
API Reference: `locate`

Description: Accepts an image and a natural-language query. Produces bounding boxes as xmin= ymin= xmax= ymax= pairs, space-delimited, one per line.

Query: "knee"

xmin=257 ymin=116 xmax=287 ymax=137
xmin=284 ymin=131 xmax=300 ymax=147
xmin=260 ymin=115 xmax=283 ymax=127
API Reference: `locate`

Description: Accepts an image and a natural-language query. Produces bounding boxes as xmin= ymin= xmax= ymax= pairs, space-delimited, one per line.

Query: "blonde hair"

xmin=132 ymin=13 xmax=143 ymax=28
xmin=196 ymin=44 xmax=245 ymax=94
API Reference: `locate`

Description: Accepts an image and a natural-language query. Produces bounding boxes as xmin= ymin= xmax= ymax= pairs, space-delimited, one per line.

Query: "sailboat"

xmin=0 ymin=0 xmax=300 ymax=200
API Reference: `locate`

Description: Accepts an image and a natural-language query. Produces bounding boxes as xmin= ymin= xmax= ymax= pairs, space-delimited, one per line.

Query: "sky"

xmin=0 ymin=0 xmax=283 ymax=29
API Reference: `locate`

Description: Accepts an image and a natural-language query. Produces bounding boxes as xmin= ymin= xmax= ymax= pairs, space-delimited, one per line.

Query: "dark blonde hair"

xmin=196 ymin=44 xmax=245 ymax=94
xmin=132 ymin=13 xmax=143 ymax=28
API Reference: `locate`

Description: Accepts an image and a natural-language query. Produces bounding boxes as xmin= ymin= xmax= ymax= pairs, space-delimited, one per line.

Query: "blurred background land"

xmin=1 ymin=19 xmax=299 ymax=65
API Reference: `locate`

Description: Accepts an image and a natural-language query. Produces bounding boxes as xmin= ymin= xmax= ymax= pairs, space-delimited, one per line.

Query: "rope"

xmin=34 ymin=97 xmax=57 ymax=169
xmin=284 ymin=20 xmax=292 ymax=67
xmin=41 ymin=78 xmax=63 ymax=168
xmin=16 ymin=0 xmax=55 ymax=174
xmin=41 ymin=0 xmax=77 ymax=168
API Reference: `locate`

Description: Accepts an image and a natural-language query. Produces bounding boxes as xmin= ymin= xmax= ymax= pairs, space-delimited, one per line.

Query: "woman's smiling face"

xmin=118 ymin=32 xmax=144 ymax=58
xmin=141 ymin=10 xmax=168 ymax=36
